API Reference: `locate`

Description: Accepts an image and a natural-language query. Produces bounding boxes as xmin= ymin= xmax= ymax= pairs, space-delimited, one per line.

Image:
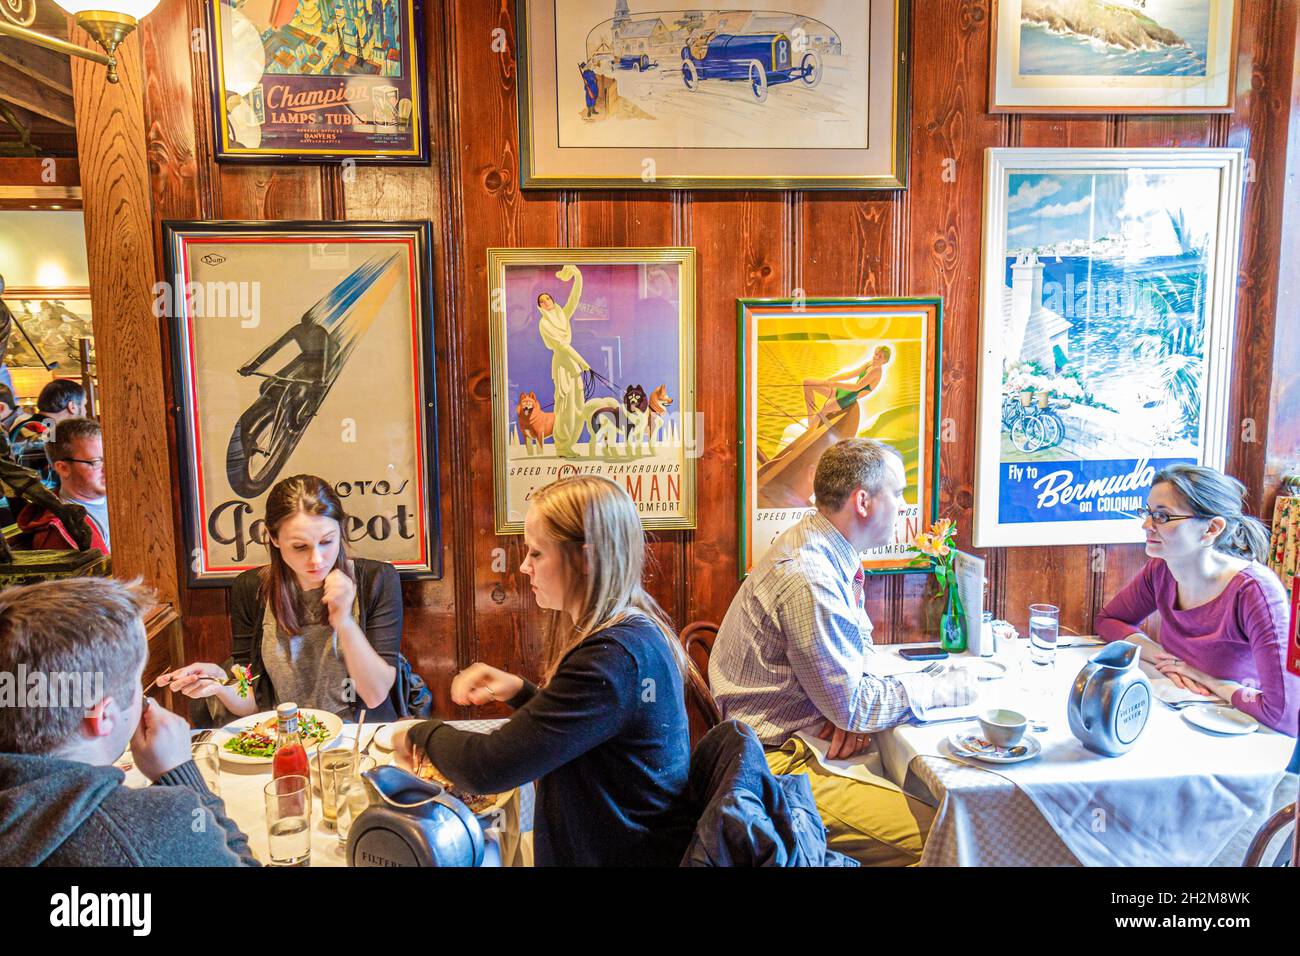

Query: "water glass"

xmin=191 ymin=741 xmax=221 ymax=797
xmin=1028 ymin=603 xmax=1060 ymax=667
xmin=264 ymin=775 xmax=312 ymax=867
xmin=334 ymin=756 xmax=376 ymax=850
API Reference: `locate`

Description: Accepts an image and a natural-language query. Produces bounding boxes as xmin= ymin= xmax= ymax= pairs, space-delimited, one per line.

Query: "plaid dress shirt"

xmin=710 ymin=511 xmax=917 ymax=744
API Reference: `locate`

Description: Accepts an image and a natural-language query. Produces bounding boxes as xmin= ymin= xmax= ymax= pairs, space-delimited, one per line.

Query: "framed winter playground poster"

xmin=163 ymin=221 xmax=441 ymax=586
xmin=487 ymin=247 xmax=697 ymax=534
xmin=973 ymin=148 xmax=1245 ymax=549
xmin=738 ymin=297 xmax=942 ymax=576
xmin=514 ymin=0 xmax=909 ymax=189
xmin=990 ymin=0 xmax=1240 ymax=113
xmin=206 ymin=0 xmax=429 ymax=162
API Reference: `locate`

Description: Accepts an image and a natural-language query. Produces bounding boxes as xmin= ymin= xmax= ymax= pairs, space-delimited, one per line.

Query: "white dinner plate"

xmin=947 ymin=730 xmax=1041 ymax=764
xmin=1182 ymin=705 xmax=1259 ymax=736
xmin=372 ymin=719 xmax=422 ymax=751
xmin=958 ymin=658 xmax=1008 ymax=681
xmin=213 ymin=709 xmax=344 ymax=765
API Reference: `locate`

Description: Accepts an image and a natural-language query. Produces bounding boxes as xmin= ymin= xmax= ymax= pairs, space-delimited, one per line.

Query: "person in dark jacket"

xmin=0 ymin=576 xmax=257 ymax=866
xmin=159 ymin=474 xmax=402 ymax=722
xmin=682 ymin=720 xmax=856 ymax=867
xmin=16 ymin=417 xmax=110 ymax=555
xmin=394 ymin=475 xmax=695 ymax=866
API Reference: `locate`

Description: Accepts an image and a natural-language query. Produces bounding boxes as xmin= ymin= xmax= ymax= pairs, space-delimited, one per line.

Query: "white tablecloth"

xmin=873 ymin=641 xmax=1298 ymax=867
xmin=124 ymin=718 xmax=534 ymax=867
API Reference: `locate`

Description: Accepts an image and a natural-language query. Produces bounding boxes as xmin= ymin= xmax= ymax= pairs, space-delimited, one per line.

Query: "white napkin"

xmin=792 ymin=730 xmax=900 ymax=791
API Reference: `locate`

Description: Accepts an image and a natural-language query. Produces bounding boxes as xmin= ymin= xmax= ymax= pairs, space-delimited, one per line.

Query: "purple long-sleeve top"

xmin=1095 ymin=559 xmax=1298 ymax=736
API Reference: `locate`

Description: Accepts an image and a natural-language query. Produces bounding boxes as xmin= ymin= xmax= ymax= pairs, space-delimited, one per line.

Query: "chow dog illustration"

xmin=585 ymin=395 xmax=622 ymax=457
xmin=646 ymin=384 xmax=674 ymax=450
xmin=517 ymin=391 xmax=555 ymax=455
xmin=621 ymin=384 xmax=651 ymax=456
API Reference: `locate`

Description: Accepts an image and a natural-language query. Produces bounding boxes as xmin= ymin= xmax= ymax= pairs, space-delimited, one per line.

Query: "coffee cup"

xmin=978 ymin=708 xmax=1028 ymax=748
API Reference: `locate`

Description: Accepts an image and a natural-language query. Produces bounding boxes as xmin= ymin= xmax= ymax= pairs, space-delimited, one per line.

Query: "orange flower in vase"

xmin=909 ymin=517 xmax=965 ymax=651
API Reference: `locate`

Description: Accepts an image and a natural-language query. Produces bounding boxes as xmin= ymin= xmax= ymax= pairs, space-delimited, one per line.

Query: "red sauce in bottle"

xmin=271 ymin=702 xmax=310 ymax=781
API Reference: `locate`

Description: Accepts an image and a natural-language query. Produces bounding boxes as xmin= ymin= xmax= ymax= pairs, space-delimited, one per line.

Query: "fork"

xmin=1157 ymin=697 xmax=1219 ymax=711
xmin=193 ymin=729 xmax=213 ymax=743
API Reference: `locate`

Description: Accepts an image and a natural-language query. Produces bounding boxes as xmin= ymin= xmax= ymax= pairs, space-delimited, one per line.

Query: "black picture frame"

xmin=205 ymin=0 xmax=431 ymax=165
xmin=163 ymin=219 xmax=442 ymax=587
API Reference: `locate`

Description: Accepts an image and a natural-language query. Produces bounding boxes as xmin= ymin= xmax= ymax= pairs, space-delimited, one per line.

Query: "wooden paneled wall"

xmin=109 ymin=0 xmax=1299 ymax=717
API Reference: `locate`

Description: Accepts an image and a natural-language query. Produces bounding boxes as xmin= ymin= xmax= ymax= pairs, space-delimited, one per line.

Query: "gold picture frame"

xmin=515 ymin=1 xmax=909 ymax=189
xmin=487 ymin=247 xmax=697 ymax=532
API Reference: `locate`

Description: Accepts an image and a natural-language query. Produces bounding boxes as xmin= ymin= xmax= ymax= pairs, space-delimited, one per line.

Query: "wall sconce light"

xmin=0 ymin=0 xmax=161 ymax=83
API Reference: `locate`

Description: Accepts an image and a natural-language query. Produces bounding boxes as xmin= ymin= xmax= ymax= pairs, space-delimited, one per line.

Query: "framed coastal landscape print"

xmin=991 ymin=0 xmax=1240 ymax=113
xmin=515 ymin=0 xmax=909 ymax=189
xmin=164 ymin=221 xmax=441 ymax=585
xmin=487 ymin=248 xmax=697 ymax=533
xmin=738 ymin=297 xmax=942 ymax=575
xmin=207 ymin=0 xmax=429 ymax=162
xmin=973 ymin=148 xmax=1245 ymax=549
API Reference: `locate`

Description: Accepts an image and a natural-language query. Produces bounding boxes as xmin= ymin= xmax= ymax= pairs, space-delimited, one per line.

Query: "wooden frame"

xmin=737 ymin=296 xmax=943 ymax=576
xmin=206 ymin=0 xmax=430 ymax=163
xmin=974 ymin=147 xmax=1245 ymax=548
xmin=163 ymin=220 xmax=442 ymax=585
xmin=990 ymin=0 xmax=1241 ymax=114
xmin=514 ymin=0 xmax=910 ymax=189
xmin=487 ymin=246 xmax=697 ymax=533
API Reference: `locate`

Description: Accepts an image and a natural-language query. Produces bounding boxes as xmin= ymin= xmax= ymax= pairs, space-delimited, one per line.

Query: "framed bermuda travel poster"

xmin=207 ymin=0 xmax=429 ymax=162
xmin=515 ymin=0 xmax=909 ymax=189
xmin=487 ymin=248 xmax=697 ymax=534
xmin=738 ymin=297 xmax=942 ymax=575
xmin=973 ymin=148 xmax=1245 ymax=549
xmin=990 ymin=0 xmax=1240 ymax=113
xmin=164 ymin=221 xmax=441 ymax=585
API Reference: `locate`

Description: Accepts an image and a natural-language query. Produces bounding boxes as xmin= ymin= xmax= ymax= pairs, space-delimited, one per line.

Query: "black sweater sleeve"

xmin=408 ymin=638 xmax=637 ymax=795
xmin=361 ymin=560 xmax=403 ymax=667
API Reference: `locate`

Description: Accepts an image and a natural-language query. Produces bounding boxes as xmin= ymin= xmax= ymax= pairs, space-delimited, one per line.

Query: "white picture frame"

xmin=973 ymin=147 xmax=1245 ymax=548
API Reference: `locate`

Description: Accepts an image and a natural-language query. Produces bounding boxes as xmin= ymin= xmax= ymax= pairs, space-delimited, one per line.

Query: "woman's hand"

xmin=156 ymin=662 xmax=226 ymax=699
xmin=322 ymin=568 xmax=356 ymax=628
xmin=1151 ymin=651 xmax=1217 ymax=697
xmin=450 ymin=663 xmax=524 ymax=707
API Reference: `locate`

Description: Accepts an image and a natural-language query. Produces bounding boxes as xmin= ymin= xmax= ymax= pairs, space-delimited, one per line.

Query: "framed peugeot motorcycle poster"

xmin=514 ymin=0 xmax=909 ymax=189
xmin=973 ymin=148 xmax=1244 ymax=548
xmin=206 ymin=0 xmax=429 ymax=163
xmin=487 ymin=247 xmax=697 ymax=534
xmin=163 ymin=221 xmax=441 ymax=585
xmin=737 ymin=297 xmax=942 ymax=576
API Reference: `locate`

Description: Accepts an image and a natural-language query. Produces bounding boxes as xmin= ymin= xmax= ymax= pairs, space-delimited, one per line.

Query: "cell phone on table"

xmin=898 ymin=644 xmax=949 ymax=661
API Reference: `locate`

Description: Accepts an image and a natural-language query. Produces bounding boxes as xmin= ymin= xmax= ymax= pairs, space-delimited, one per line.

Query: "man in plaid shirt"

xmin=711 ymin=438 xmax=974 ymax=865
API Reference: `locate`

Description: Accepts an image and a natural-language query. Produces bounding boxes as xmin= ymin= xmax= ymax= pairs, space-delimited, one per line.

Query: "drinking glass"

xmin=334 ymin=755 xmax=376 ymax=850
xmin=316 ymin=737 xmax=358 ymax=829
xmin=264 ymin=775 xmax=312 ymax=867
xmin=1028 ymin=604 xmax=1060 ymax=667
xmin=191 ymin=741 xmax=221 ymax=797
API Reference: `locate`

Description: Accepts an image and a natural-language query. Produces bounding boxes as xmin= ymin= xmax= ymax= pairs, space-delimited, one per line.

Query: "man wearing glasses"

xmin=16 ymin=418 xmax=109 ymax=555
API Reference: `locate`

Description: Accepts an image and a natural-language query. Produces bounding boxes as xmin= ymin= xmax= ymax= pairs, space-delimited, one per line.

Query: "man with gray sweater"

xmin=0 ymin=577 xmax=257 ymax=866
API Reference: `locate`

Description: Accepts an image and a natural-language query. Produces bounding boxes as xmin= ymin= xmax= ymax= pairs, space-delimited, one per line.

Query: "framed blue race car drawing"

xmin=515 ymin=1 xmax=909 ymax=190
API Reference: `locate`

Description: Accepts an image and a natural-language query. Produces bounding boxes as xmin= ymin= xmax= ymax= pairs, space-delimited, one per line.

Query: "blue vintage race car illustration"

xmin=680 ymin=32 xmax=823 ymax=103
xmin=616 ymin=53 xmax=658 ymax=71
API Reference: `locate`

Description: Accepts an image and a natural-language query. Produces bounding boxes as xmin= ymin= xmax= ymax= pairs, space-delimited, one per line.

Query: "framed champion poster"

xmin=206 ymin=0 xmax=429 ymax=163
xmin=163 ymin=220 xmax=441 ymax=585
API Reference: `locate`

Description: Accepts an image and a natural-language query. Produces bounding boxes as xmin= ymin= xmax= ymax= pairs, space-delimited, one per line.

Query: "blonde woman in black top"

xmin=394 ymin=475 xmax=694 ymax=866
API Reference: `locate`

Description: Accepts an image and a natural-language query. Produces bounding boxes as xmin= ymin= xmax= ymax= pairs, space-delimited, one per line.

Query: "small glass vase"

xmin=939 ymin=590 xmax=966 ymax=653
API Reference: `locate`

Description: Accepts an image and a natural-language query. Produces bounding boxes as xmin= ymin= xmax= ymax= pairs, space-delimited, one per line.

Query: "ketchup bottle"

xmin=271 ymin=702 xmax=310 ymax=781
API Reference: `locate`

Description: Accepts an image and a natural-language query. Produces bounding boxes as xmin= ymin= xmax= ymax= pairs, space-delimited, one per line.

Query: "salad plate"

xmin=213 ymin=708 xmax=343 ymax=765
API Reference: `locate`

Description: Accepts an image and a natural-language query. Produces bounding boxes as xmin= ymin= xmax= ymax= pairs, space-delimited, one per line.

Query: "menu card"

xmin=951 ymin=549 xmax=986 ymax=655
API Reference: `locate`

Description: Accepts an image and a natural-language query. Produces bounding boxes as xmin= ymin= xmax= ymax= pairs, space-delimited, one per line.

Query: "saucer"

xmin=959 ymin=658 xmax=1008 ymax=681
xmin=948 ymin=730 xmax=1041 ymax=764
xmin=1182 ymin=705 xmax=1259 ymax=736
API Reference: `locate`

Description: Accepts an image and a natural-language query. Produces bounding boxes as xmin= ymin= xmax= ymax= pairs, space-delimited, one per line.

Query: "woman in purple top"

xmin=1095 ymin=464 xmax=1297 ymax=736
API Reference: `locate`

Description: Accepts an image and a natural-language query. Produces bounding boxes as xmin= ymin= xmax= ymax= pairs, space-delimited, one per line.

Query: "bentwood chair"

xmin=1242 ymin=802 xmax=1296 ymax=866
xmin=679 ymin=621 xmax=722 ymax=747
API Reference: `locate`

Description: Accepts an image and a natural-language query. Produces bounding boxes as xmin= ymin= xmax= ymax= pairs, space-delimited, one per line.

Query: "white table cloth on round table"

xmin=869 ymin=641 xmax=1297 ymax=867
xmin=125 ymin=718 xmax=534 ymax=867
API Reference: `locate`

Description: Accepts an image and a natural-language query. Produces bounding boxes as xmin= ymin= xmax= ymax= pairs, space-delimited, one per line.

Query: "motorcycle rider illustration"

xmin=238 ymin=310 xmax=338 ymax=434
